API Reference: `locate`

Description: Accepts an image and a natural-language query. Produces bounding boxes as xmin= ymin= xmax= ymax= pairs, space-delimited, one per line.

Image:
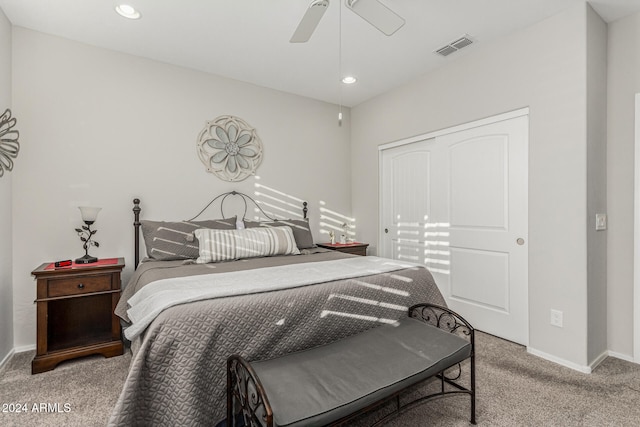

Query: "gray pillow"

xmin=244 ymin=218 xmax=315 ymax=249
xmin=141 ymin=216 xmax=237 ymax=261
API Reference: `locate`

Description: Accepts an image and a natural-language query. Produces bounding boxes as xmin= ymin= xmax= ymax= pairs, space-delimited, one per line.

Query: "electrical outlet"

xmin=550 ymin=309 xmax=563 ymax=328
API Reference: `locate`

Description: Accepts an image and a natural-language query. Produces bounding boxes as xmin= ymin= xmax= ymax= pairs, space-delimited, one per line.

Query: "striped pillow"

xmin=244 ymin=219 xmax=315 ymax=249
xmin=194 ymin=226 xmax=300 ymax=264
xmin=141 ymin=217 xmax=237 ymax=261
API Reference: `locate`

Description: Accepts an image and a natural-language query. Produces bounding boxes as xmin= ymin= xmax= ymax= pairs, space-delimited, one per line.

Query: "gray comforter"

xmin=108 ymin=250 xmax=445 ymax=426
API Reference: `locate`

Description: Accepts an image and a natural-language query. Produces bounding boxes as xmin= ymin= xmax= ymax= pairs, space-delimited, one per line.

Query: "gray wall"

xmin=351 ymin=3 xmax=605 ymax=368
xmin=10 ymin=28 xmax=351 ymax=348
xmin=0 ymin=6 xmax=13 ymax=365
xmin=586 ymin=4 xmax=608 ymax=364
xmin=607 ymin=11 xmax=640 ymax=358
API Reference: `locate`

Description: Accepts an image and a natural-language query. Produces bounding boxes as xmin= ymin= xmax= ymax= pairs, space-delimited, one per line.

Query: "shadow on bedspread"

xmin=107 ymin=257 xmax=444 ymax=426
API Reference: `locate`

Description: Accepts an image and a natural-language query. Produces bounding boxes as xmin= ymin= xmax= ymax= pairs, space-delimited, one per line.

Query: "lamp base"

xmin=75 ymin=255 xmax=98 ymax=264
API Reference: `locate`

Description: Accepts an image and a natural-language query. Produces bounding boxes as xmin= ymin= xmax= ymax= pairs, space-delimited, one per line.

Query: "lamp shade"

xmin=78 ymin=206 xmax=101 ymax=223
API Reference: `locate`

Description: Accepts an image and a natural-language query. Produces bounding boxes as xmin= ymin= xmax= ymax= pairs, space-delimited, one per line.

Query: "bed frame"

xmin=132 ymin=191 xmax=308 ymax=269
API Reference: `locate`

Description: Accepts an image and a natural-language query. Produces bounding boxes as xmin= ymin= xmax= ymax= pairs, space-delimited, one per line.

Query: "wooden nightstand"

xmin=31 ymin=258 xmax=125 ymax=374
xmin=317 ymin=242 xmax=369 ymax=256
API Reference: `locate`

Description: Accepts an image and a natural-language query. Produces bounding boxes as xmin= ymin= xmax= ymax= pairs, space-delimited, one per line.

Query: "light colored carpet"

xmin=1 ymin=332 xmax=640 ymax=426
xmin=0 ymin=351 xmax=130 ymax=427
xmin=375 ymin=332 xmax=640 ymax=427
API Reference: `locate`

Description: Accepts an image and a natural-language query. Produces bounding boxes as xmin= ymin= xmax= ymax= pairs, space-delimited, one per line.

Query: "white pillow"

xmin=194 ymin=226 xmax=300 ymax=264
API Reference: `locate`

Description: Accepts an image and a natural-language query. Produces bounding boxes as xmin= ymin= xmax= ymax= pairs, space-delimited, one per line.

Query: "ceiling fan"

xmin=290 ymin=0 xmax=406 ymax=43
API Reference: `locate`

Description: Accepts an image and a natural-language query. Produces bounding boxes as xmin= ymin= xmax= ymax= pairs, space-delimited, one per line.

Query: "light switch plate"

xmin=596 ymin=214 xmax=607 ymax=231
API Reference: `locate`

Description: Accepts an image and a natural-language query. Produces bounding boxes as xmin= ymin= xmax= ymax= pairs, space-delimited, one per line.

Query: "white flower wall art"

xmin=197 ymin=115 xmax=263 ymax=182
xmin=0 ymin=109 xmax=20 ymax=178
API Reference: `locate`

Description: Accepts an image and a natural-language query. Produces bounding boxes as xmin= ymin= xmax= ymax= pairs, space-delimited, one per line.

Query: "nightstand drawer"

xmin=317 ymin=242 xmax=369 ymax=256
xmin=48 ymin=274 xmax=112 ymax=297
xmin=337 ymin=246 xmax=367 ymax=256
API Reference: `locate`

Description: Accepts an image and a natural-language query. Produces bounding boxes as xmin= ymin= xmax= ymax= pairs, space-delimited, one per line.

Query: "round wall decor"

xmin=197 ymin=115 xmax=263 ymax=182
xmin=0 ymin=109 xmax=20 ymax=178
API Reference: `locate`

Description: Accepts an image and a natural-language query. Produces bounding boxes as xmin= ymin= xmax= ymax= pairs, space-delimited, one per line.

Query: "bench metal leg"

xmin=409 ymin=303 xmax=477 ymax=425
xmin=227 ymin=355 xmax=274 ymax=427
xmin=471 ymin=351 xmax=477 ymax=424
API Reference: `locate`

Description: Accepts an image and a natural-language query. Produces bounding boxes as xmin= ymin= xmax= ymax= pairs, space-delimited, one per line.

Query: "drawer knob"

xmin=77 ymin=283 xmax=85 ymax=289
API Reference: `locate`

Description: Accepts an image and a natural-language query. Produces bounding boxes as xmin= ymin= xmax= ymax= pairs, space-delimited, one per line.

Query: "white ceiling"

xmin=1 ymin=0 xmax=639 ymax=107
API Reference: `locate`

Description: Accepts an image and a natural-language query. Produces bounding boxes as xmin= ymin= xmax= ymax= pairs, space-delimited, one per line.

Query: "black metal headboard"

xmin=187 ymin=190 xmax=274 ymax=221
xmin=132 ymin=191 xmax=308 ymax=269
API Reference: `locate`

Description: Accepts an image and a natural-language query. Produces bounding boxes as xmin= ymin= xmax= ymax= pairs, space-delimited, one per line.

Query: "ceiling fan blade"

xmin=346 ymin=0 xmax=405 ymax=36
xmin=290 ymin=0 xmax=330 ymax=43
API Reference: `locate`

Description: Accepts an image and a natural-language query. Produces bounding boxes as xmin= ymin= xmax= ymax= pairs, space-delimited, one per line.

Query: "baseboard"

xmin=588 ymin=350 xmax=609 ymax=372
xmin=0 ymin=344 xmax=36 ymax=372
xmin=0 ymin=348 xmax=15 ymax=371
xmin=608 ymin=350 xmax=637 ymax=364
xmin=14 ymin=344 xmax=36 ymax=353
xmin=526 ymin=347 xmax=592 ymax=373
xmin=527 ymin=347 xmax=640 ymax=372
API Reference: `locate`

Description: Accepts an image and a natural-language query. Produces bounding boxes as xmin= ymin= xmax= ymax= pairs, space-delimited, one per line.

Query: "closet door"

xmin=380 ymin=138 xmax=435 ymax=263
xmin=380 ymin=114 xmax=528 ymax=345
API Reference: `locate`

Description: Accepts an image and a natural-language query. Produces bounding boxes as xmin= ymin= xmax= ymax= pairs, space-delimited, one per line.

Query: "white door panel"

xmin=381 ymin=142 xmax=433 ymax=265
xmin=381 ymin=114 xmax=528 ymax=345
xmin=450 ymin=135 xmax=508 ymax=229
xmin=392 ymin=152 xmax=431 ymax=224
xmin=449 ymin=247 xmax=510 ymax=312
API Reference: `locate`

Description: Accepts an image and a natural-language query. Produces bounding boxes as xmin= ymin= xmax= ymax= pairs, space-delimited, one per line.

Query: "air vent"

xmin=436 ymin=45 xmax=458 ymax=57
xmin=451 ymin=36 xmax=473 ymax=50
xmin=435 ymin=34 xmax=474 ymax=57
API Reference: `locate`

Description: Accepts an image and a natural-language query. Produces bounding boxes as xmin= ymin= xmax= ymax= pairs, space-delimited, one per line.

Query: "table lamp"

xmin=75 ymin=206 xmax=101 ymax=264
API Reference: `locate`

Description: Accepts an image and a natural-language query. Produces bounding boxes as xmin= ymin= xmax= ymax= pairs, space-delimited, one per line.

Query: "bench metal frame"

xmin=227 ymin=303 xmax=476 ymax=427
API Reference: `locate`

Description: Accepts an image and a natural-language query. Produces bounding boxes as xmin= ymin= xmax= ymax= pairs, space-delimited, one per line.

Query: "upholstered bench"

xmin=227 ymin=303 xmax=476 ymax=427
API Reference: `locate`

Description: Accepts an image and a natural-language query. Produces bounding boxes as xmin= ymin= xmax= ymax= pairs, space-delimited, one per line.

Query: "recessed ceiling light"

xmin=115 ymin=4 xmax=141 ymax=20
xmin=342 ymin=76 xmax=357 ymax=84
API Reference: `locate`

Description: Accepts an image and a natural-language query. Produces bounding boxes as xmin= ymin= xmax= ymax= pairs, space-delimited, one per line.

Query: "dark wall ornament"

xmin=0 ymin=109 xmax=20 ymax=178
xmin=197 ymin=115 xmax=263 ymax=182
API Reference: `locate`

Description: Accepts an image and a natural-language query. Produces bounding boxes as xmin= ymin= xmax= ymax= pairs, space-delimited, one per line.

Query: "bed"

xmin=107 ymin=192 xmax=445 ymax=426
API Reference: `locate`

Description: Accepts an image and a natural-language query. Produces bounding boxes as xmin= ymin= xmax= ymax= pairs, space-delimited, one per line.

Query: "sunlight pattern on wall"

xmin=253 ymin=178 xmax=306 ymax=220
xmin=250 ymin=178 xmax=360 ymax=250
xmin=319 ymin=201 xmax=356 ymax=242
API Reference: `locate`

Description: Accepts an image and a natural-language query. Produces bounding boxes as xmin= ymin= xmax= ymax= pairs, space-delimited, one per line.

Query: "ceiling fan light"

xmin=345 ymin=0 xmax=405 ymax=36
xmin=342 ymin=76 xmax=357 ymax=84
xmin=115 ymin=4 xmax=141 ymax=20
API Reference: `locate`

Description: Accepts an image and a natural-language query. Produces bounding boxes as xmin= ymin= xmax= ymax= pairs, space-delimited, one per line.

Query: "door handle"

xmin=516 ymin=238 xmax=525 ymax=245
xmin=384 ymin=228 xmax=389 ymax=233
